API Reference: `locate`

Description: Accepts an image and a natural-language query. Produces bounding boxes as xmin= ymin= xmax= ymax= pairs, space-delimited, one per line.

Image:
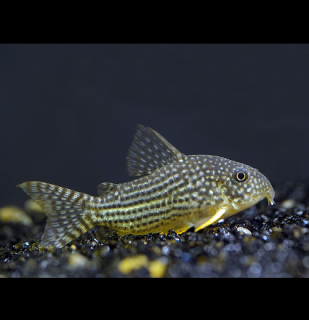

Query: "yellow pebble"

xmin=118 ymin=255 xmax=167 ymax=277
xmin=197 ymin=255 xmax=207 ymax=265
xmin=68 ymin=252 xmax=89 ymax=269
xmin=281 ymin=199 xmax=295 ymax=209
xmin=24 ymin=199 xmax=43 ymax=213
xmin=0 ymin=205 xmax=32 ymax=226
xmin=149 ymin=260 xmax=167 ymax=278
xmin=118 ymin=255 xmax=149 ymax=274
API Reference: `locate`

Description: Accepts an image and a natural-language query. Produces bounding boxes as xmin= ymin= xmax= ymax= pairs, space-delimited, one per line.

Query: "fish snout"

xmin=266 ymin=185 xmax=275 ymax=205
xmin=256 ymin=171 xmax=275 ymax=205
xmin=262 ymin=178 xmax=275 ymax=205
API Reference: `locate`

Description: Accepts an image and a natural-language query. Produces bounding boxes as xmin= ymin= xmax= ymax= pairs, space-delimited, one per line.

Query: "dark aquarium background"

xmin=1 ymin=44 xmax=309 ymax=207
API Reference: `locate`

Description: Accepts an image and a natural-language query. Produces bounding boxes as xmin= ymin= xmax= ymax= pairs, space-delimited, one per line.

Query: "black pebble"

xmin=2 ymin=180 xmax=309 ymax=277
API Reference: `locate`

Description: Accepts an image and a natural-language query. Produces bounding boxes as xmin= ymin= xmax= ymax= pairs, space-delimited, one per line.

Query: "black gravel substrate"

xmin=2 ymin=180 xmax=309 ymax=278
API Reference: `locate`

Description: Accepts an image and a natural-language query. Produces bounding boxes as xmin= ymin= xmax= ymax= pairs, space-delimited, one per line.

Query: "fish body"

xmin=18 ymin=125 xmax=275 ymax=248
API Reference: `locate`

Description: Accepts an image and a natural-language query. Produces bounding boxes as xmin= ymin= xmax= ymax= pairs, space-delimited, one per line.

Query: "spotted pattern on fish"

xmin=18 ymin=181 xmax=95 ymax=247
xmin=18 ymin=124 xmax=275 ymax=248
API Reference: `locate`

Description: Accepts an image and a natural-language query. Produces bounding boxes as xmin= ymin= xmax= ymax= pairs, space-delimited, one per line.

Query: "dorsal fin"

xmin=97 ymin=182 xmax=118 ymax=196
xmin=126 ymin=124 xmax=186 ymax=177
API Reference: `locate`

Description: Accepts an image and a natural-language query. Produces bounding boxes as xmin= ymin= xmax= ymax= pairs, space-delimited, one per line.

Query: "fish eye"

xmin=234 ymin=169 xmax=248 ymax=182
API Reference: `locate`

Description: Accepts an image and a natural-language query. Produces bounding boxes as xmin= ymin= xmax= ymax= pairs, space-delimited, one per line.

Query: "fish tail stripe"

xmin=17 ymin=181 xmax=95 ymax=248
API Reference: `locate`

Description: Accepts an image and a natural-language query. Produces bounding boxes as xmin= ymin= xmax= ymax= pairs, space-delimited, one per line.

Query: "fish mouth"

xmin=257 ymin=172 xmax=275 ymax=206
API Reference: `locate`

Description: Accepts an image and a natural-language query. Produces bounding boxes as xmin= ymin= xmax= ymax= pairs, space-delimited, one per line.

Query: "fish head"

xmin=218 ymin=159 xmax=275 ymax=213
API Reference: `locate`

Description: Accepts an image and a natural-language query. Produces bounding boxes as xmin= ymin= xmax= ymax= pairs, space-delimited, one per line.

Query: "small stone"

xmin=149 ymin=260 xmax=167 ymax=278
xmin=302 ymin=256 xmax=309 ymax=268
xmin=68 ymin=252 xmax=89 ymax=269
xmin=24 ymin=199 xmax=43 ymax=213
xmin=237 ymin=227 xmax=252 ymax=235
xmin=0 ymin=205 xmax=32 ymax=226
xmin=118 ymin=255 xmax=149 ymax=274
xmin=281 ymin=199 xmax=295 ymax=209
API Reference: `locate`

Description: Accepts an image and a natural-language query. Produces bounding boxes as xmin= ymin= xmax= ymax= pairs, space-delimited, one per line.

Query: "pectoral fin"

xmin=95 ymin=226 xmax=118 ymax=239
xmin=194 ymin=208 xmax=226 ymax=232
xmin=95 ymin=226 xmax=129 ymax=239
xmin=173 ymin=224 xmax=194 ymax=234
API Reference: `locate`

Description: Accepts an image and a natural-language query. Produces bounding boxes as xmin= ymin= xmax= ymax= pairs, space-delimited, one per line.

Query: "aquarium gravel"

xmin=1 ymin=180 xmax=309 ymax=278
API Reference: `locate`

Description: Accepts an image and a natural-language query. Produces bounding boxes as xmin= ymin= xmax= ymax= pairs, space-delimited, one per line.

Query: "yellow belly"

xmin=110 ymin=206 xmax=229 ymax=237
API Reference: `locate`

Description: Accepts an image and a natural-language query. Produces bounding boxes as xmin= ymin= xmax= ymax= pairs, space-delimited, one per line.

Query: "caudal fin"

xmin=17 ymin=181 xmax=95 ymax=248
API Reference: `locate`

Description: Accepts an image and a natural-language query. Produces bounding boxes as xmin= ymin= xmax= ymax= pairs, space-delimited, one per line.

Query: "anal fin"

xmin=95 ymin=226 xmax=129 ymax=239
xmin=115 ymin=231 xmax=129 ymax=237
xmin=95 ymin=226 xmax=118 ymax=239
